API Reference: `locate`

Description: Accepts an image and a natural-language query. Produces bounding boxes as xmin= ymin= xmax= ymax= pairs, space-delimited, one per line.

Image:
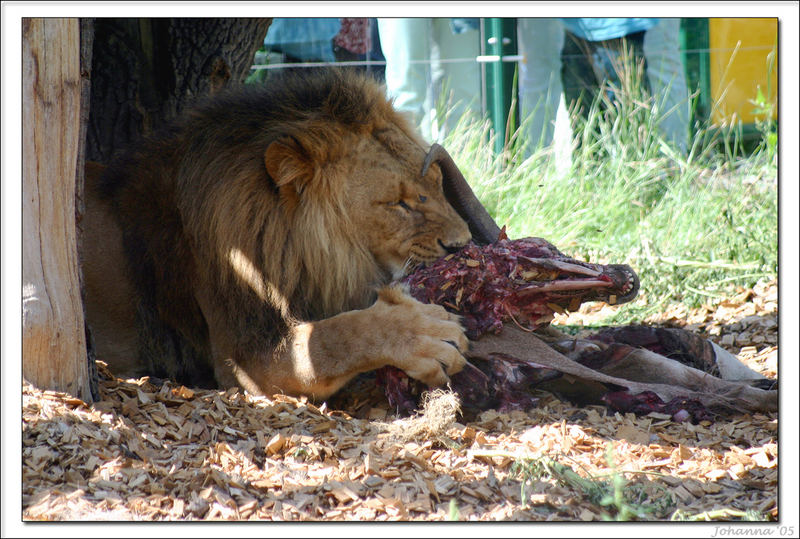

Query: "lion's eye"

xmin=397 ymin=200 xmax=412 ymax=211
xmin=418 ymin=194 xmax=427 ymax=203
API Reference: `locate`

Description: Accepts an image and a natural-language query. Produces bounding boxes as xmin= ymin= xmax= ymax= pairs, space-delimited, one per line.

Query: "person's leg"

xmin=644 ymin=18 xmax=690 ymax=154
xmin=431 ymin=18 xmax=481 ymax=139
xmin=377 ymin=18 xmax=432 ymax=136
xmin=517 ymin=18 xmax=564 ymax=149
xmin=598 ymin=31 xmax=649 ymax=105
xmin=561 ymin=31 xmax=599 ymax=146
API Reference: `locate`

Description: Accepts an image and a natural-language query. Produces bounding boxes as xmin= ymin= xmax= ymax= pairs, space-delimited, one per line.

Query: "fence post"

xmin=22 ymin=18 xmax=94 ymax=402
xmin=680 ymin=18 xmax=711 ymax=129
xmin=481 ymin=18 xmax=519 ymax=156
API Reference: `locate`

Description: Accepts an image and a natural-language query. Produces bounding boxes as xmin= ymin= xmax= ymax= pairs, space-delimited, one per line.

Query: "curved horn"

xmin=422 ymin=143 xmax=502 ymax=245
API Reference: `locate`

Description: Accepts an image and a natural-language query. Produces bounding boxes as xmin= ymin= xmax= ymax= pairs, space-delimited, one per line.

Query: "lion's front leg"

xmin=235 ymin=285 xmax=468 ymax=400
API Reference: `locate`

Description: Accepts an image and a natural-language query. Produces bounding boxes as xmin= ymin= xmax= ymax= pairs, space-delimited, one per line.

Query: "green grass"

xmin=509 ymin=447 xmax=769 ymax=521
xmin=440 ymin=67 xmax=777 ymax=322
xmin=510 ymin=444 xmax=676 ymax=520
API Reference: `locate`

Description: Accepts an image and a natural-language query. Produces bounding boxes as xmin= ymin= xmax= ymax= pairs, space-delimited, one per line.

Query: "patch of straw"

xmin=381 ymin=388 xmax=461 ymax=442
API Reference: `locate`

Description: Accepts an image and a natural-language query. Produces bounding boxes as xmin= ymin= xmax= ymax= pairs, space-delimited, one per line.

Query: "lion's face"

xmin=338 ymin=133 xmax=471 ymax=280
xmin=264 ymin=119 xmax=473 ymax=290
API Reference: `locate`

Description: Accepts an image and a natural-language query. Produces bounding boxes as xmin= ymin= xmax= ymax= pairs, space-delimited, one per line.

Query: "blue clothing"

xmin=264 ymin=18 xmax=341 ymax=62
xmin=450 ymin=18 xmax=480 ymax=35
xmin=561 ymin=18 xmax=659 ymax=41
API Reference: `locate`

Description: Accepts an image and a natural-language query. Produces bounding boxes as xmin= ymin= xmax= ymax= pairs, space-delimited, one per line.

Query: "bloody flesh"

xmin=377 ymin=237 xmax=715 ymax=423
xmin=401 ymin=237 xmax=638 ymax=340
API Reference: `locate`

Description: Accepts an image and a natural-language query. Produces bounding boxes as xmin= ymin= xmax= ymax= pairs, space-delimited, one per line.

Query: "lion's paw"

xmin=371 ymin=285 xmax=467 ymax=387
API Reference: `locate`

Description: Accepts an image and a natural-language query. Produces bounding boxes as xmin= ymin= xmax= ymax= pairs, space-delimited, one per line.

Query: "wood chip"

xmin=21 ymin=279 xmax=778 ymax=522
xmin=616 ymin=424 xmax=650 ymax=445
xmin=266 ymin=433 xmax=285 ymax=455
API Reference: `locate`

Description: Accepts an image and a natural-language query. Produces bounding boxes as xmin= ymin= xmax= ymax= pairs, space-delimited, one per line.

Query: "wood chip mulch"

xmin=21 ymin=280 xmax=779 ymax=522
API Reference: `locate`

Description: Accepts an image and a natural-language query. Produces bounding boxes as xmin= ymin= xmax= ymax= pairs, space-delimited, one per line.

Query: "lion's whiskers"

xmin=398 ymin=257 xmax=417 ymax=279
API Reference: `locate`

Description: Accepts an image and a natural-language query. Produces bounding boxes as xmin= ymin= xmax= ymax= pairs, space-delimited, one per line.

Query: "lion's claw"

xmin=370 ymin=285 xmax=467 ymax=387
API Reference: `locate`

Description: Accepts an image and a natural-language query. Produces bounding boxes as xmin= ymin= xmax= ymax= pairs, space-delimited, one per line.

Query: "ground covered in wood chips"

xmin=21 ymin=280 xmax=781 ymax=524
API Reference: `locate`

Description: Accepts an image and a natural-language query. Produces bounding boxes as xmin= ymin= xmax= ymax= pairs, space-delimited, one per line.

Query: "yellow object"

xmin=708 ymin=18 xmax=777 ymax=125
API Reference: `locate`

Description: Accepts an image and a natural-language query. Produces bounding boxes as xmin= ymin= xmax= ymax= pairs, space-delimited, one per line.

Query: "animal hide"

xmin=380 ymin=236 xmax=777 ymax=422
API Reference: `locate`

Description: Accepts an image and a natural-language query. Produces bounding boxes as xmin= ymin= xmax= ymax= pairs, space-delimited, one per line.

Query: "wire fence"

xmin=250 ymin=18 xmax=777 ymax=137
xmin=251 ymin=44 xmax=778 ymax=72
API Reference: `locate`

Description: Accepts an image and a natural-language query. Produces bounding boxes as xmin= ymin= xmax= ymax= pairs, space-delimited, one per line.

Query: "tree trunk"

xmin=22 ymin=18 xmax=272 ymax=399
xmin=23 ymin=18 xmax=93 ymax=401
xmin=87 ymin=18 xmax=271 ymax=163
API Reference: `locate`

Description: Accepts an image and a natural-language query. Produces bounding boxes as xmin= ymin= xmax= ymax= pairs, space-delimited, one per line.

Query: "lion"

xmin=81 ymin=68 xmax=501 ymax=400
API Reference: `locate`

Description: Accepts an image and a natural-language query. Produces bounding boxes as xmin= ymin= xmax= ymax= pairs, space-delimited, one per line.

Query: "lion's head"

xmin=166 ymin=69 xmax=499 ymax=321
xmin=262 ymin=108 xmax=474 ymax=284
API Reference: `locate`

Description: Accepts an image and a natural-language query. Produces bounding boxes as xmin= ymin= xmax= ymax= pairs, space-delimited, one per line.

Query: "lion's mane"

xmin=100 ymin=69 xmax=429 ymax=385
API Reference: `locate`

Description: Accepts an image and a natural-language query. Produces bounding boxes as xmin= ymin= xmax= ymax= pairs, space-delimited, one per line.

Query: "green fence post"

xmin=679 ymin=18 xmax=710 ymax=130
xmin=481 ymin=18 xmax=519 ymax=156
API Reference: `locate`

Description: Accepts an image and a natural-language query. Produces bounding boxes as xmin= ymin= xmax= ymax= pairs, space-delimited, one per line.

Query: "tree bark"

xmin=87 ymin=18 xmax=271 ymax=163
xmin=76 ymin=18 xmax=100 ymax=401
xmin=23 ymin=18 xmax=93 ymax=401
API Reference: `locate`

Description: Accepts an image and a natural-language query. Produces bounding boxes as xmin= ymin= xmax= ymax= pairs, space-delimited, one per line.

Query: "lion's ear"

xmin=264 ymin=137 xmax=314 ymax=210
